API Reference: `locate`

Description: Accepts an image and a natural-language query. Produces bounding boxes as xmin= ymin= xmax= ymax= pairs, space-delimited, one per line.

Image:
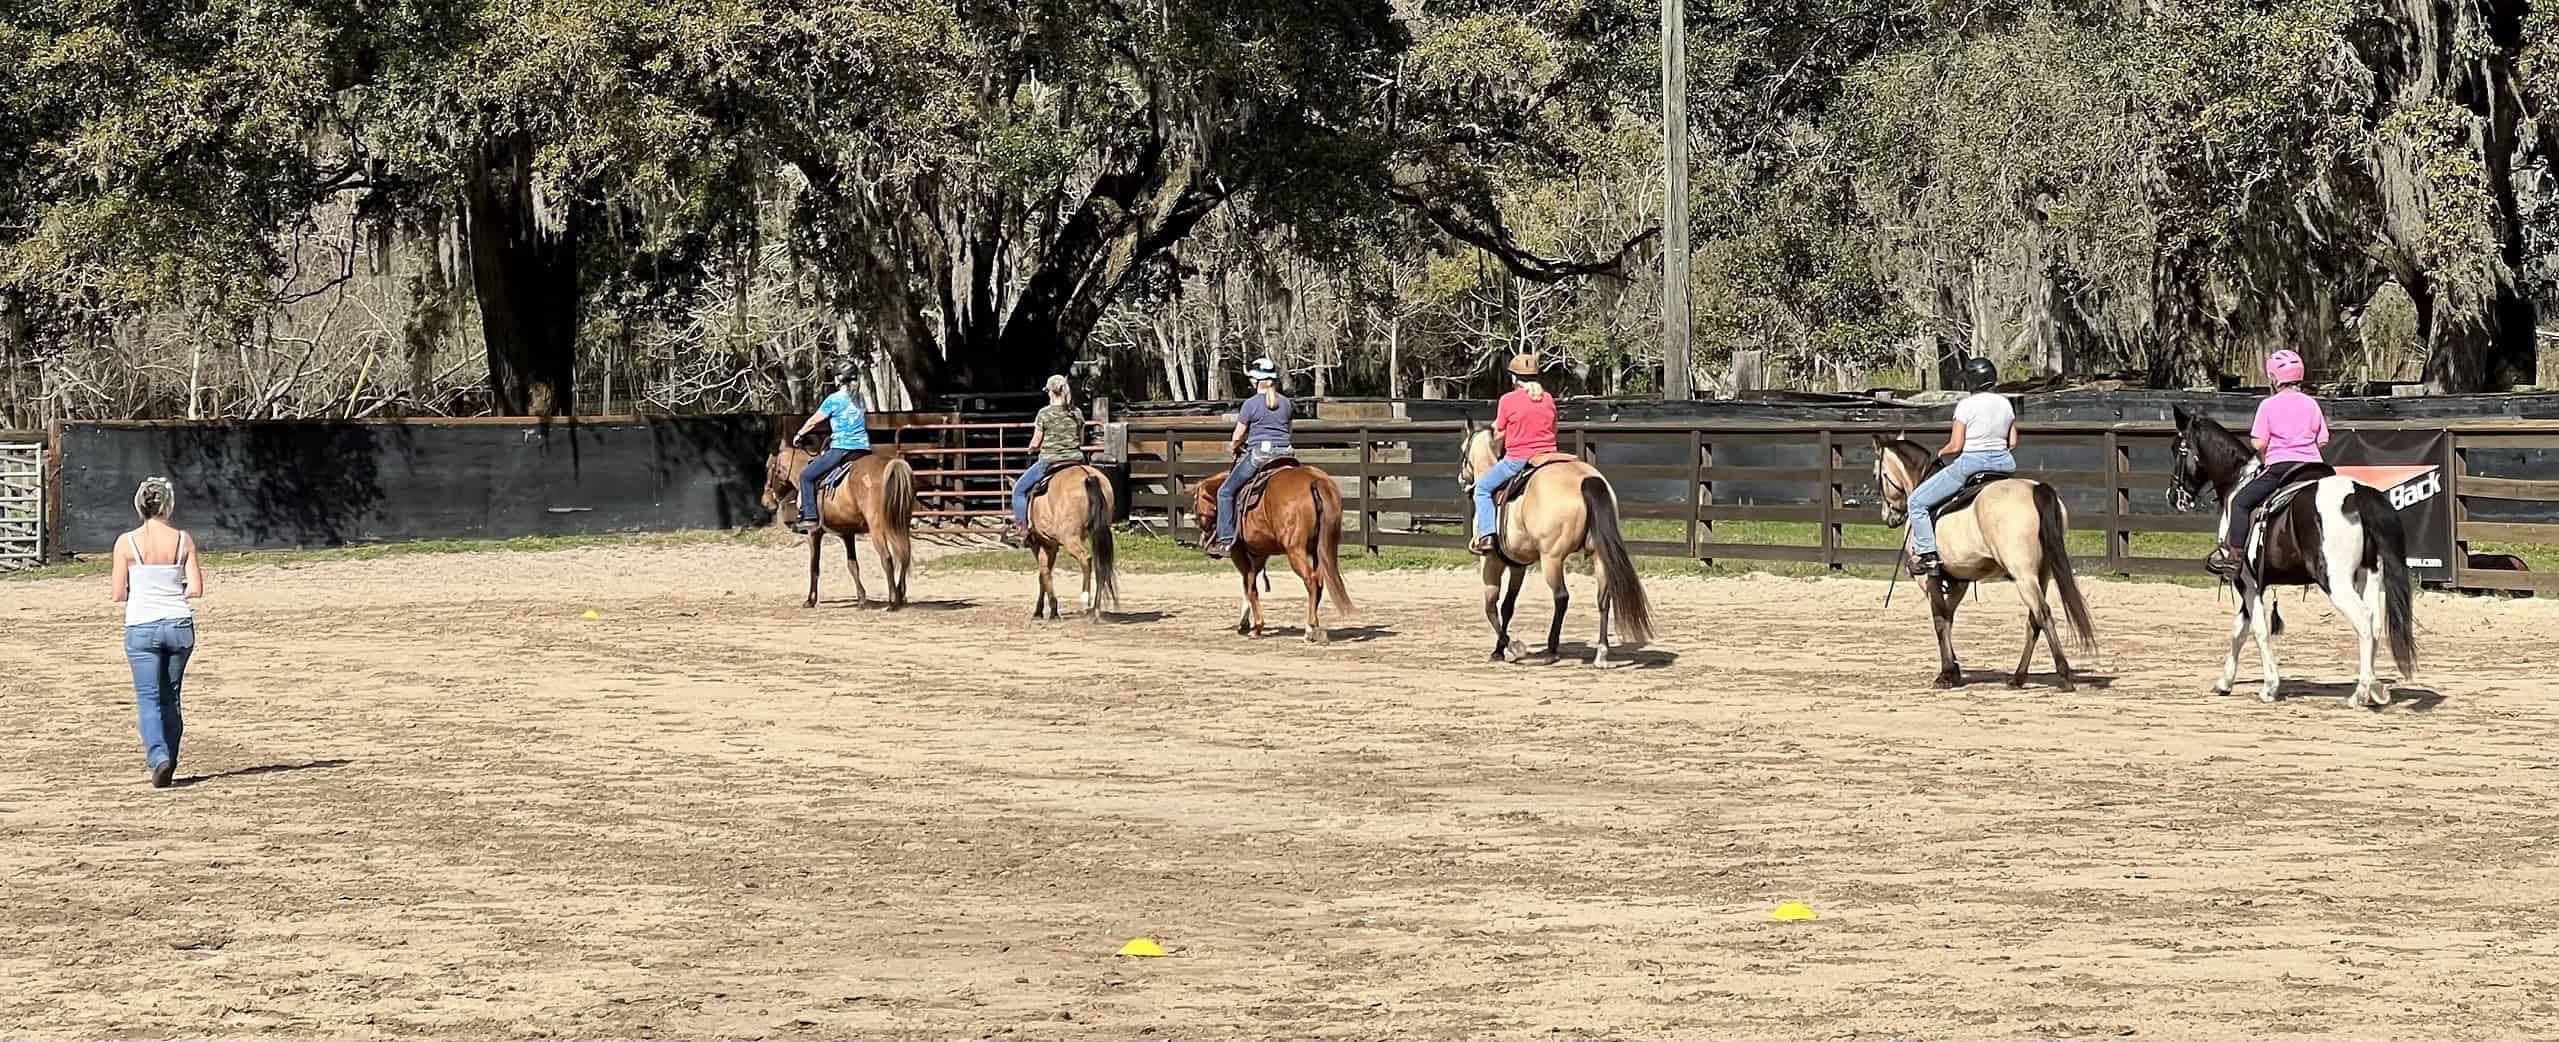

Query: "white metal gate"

xmin=0 ymin=441 xmax=41 ymax=570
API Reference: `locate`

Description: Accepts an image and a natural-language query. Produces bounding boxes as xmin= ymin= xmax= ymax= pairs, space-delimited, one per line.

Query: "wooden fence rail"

xmin=1116 ymin=418 xmax=2559 ymax=595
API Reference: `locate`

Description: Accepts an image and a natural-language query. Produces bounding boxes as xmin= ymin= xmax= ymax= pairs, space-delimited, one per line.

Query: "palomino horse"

xmin=763 ymin=438 xmax=918 ymax=610
xmin=1458 ymin=427 xmax=1655 ymax=666
xmin=1022 ymin=464 xmax=1119 ymax=622
xmin=1873 ymin=438 xmax=2097 ymax=690
xmin=1189 ymin=464 xmax=1355 ymax=643
xmin=2168 ymin=406 xmax=2416 ymax=707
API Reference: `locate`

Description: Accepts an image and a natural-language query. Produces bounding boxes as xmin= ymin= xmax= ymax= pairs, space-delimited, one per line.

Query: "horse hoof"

xmin=1591 ymin=657 xmax=1626 ymax=670
xmin=2212 ymin=684 xmax=2233 ymax=697
xmin=1933 ymin=674 xmax=1965 ymax=690
xmin=2369 ymin=686 xmax=2394 ymax=708
xmin=2053 ymin=682 xmax=2076 ymax=694
xmin=1307 ymin=631 xmax=1329 ymax=646
xmin=2005 ymin=676 xmax=2026 ymax=689
xmin=2256 ymin=689 xmax=2280 ymax=704
xmin=801 ymin=598 xmax=818 ymax=610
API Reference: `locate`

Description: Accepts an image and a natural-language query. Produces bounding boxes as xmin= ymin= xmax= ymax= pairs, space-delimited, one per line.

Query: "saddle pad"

xmin=2244 ymin=467 xmax=2337 ymax=563
xmin=1027 ymin=462 xmax=1086 ymax=500
xmin=1490 ymin=453 xmax=1582 ymax=508
xmin=1927 ymin=469 xmax=2013 ymax=521
xmin=1236 ymin=457 xmax=1303 ymax=518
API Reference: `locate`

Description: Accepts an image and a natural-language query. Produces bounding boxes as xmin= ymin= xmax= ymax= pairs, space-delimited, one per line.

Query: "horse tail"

xmin=1312 ymin=477 xmax=1356 ymax=616
xmin=2353 ymin=486 xmax=2419 ymax=679
xmin=2031 ymin=481 xmax=2098 ymax=655
xmin=1580 ymin=475 xmax=1654 ymax=644
xmin=881 ymin=455 xmax=916 ymax=533
xmin=1084 ymin=469 xmax=1119 ymax=610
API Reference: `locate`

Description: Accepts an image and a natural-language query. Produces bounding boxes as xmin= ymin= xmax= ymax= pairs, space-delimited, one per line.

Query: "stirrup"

xmin=1910 ymin=551 xmax=1943 ymax=577
xmin=1204 ymin=538 xmax=1233 ymax=560
xmin=2204 ymin=545 xmax=2241 ymax=577
xmin=789 ymin=519 xmax=818 ymax=535
xmin=1469 ymin=535 xmax=1497 ymax=556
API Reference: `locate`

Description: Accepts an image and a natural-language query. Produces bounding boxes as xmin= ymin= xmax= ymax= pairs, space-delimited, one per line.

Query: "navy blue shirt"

xmin=1239 ymin=394 xmax=1294 ymax=447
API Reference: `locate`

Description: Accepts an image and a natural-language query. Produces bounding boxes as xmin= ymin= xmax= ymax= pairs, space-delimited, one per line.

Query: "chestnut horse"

xmin=1023 ymin=464 xmax=1120 ymax=622
xmin=1189 ymin=464 xmax=1355 ymax=643
xmin=763 ymin=438 xmax=917 ymax=609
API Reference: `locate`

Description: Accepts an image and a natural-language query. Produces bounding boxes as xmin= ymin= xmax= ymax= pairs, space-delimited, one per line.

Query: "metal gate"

xmin=0 ymin=440 xmax=41 ymax=570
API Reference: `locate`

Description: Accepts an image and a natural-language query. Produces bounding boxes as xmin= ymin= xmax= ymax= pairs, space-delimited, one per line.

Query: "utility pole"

xmin=1659 ymin=0 xmax=1692 ymax=401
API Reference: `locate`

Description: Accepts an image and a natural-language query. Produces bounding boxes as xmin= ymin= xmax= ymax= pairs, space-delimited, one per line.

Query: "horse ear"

xmin=2171 ymin=404 xmax=2195 ymax=429
xmin=1869 ymin=434 xmax=1889 ymax=450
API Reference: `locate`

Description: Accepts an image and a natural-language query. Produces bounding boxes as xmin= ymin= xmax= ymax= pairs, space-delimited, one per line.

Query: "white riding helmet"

xmin=1245 ymin=357 xmax=1279 ymax=382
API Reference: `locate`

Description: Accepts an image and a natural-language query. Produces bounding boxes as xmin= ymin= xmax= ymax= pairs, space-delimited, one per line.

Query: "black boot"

xmin=2204 ymin=544 xmax=2241 ymax=577
xmin=1911 ymin=551 xmax=1944 ymax=577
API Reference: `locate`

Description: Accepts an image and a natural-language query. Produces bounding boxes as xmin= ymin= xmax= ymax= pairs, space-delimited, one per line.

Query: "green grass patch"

xmin=0 ymin=528 xmax=770 ymax=583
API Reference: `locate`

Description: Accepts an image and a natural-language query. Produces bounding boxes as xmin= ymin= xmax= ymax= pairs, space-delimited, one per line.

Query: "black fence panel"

xmin=60 ymin=417 xmax=778 ymax=552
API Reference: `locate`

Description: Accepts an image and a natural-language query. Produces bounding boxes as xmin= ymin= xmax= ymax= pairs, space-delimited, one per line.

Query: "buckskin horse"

xmin=763 ymin=435 xmax=918 ymax=610
xmin=2168 ymin=406 xmax=2416 ymax=707
xmin=1873 ymin=438 xmax=2097 ymax=690
xmin=1189 ymin=461 xmax=1354 ymax=644
xmin=1021 ymin=463 xmax=1120 ymax=622
xmin=1459 ymin=426 xmax=1655 ymax=666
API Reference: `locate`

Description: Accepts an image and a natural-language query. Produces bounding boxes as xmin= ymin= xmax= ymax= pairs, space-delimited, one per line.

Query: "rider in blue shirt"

xmin=1207 ymin=357 xmax=1292 ymax=558
xmin=791 ymin=365 xmax=873 ymax=534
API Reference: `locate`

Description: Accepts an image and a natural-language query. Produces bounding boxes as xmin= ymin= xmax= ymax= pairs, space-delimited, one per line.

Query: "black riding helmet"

xmin=1962 ymin=357 xmax=1999 ymax=391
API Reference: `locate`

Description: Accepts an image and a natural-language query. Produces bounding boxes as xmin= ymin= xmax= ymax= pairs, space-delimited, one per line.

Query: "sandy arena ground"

xmin=5 ymin=540 xmax=2559 ymax=1039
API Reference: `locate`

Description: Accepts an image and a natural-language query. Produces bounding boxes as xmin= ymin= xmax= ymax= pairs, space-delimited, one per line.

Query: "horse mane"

xmin=2173 ymin=406 xmax=2255 ymax=489
xmin=1874 ymin=437 xmax=1933 ymax=489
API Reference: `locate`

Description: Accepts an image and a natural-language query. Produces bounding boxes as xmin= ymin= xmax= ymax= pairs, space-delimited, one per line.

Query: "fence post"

xmin=2106 ymin=430 xmax=2128 ymax=574
xmin=1167 ymin=433 xmax=1184 ymax=543
xmin=1697 ymin=435 xmax=1715 ymax=566
xmin=2447 ymin=430 xmax=2467 ymax=591
xmin=1359 ymin=427 xmax=1377 ymax=556
xmin=1821 ymin=430 xmax=1840 ymax=570
xmin=1685 ymin=427 xmax=1703 ymax=557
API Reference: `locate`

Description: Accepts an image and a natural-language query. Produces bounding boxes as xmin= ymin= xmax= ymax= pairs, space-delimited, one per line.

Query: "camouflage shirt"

xmin=1035 ymin=404 xmax=1084 ymax=463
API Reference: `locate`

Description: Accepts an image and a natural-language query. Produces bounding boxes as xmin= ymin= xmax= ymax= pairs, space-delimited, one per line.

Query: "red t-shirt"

xmin=1496 ymin=389 xmax=1557 ymax=460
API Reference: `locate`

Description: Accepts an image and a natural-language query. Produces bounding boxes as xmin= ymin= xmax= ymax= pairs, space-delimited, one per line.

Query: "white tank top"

xmin=125 ymin=529 xmax=194 ymax=626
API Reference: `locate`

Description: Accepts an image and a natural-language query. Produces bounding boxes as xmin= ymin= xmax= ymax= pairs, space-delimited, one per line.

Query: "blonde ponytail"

xmin=1522 ymin=379 xmax=1546 ymax=402
xmin=1261 ymin=385 xmax=1279 ymax=409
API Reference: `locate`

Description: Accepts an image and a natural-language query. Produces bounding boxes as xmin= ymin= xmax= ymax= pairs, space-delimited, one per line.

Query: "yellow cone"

xmin=580 ymin=609 xmax=600 ymax=620
xmin=1771 ymin=902 xmax=1818 ymax=922
xmin=1116 ymin=937 xmax=1168 ymax=957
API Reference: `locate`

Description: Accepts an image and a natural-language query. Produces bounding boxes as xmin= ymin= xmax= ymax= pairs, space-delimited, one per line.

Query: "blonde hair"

xmin=1518 ymin=378 xmax=1546 ymax=401
xmin=134 ymin=477 xmax=175 ymax=521
xmin=1259 ymin=379 xmax=1279 ymax=409
xmin=1045 ymin=374 xmax=1072 ymax=404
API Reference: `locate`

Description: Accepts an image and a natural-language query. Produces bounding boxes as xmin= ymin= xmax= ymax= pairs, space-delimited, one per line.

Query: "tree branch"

xmin=1387 ymin=179 xmax=1659 ymax=283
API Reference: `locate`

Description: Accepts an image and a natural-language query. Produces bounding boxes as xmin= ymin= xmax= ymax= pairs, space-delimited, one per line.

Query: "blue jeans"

xmin=798 ymin=448 xmax=861 ymax=521
xmin=1214 ymin=450 xmax=1282 ymax=543
xmin=1907 ymin=449 xmax=2015 ymax=555
xmin=125 ymin=619 xmax=195 ymax=771
xmin=1472 ymin=457 xmax=1530 ymax=539
xmin=1011 ymin=460 xmax=1055 ymax=527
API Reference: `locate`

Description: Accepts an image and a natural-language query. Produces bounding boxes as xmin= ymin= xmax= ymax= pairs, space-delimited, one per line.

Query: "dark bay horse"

xmin=764 ymin=439 xmax=917 ymax=610
xmin=1459 ymin=427 xmax=1655 ymax=666
xmin=1023 ymin=464 xmax=1119 ymax=622
xmin=1189 ymin=465 xmax=1355 ymax=644
xmin=1874 ymin=438 xmax=2098 ymax=690
xmin=2169 ymin=406 xmax=2416 ymax=707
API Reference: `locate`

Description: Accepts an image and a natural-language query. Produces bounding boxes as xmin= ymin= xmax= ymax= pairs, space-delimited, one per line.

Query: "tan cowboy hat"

xmin=1506 ymin=353 xmax=1541 ymax=377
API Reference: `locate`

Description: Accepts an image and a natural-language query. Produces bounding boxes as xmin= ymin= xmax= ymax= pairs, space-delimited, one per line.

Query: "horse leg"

xmin=803 ymin=529 xmax=824 ymax=609
xmin=1592 ymin=559 xmax=1617 ymax=670
xmin=870 ymin=530 xmax=901 ymax=610
xmin=844 ymin=531 xmax=870 ymax=607
xmin=1072 ymin=542 xmax=1099 ymax=623
xmin=2212 ymin=601 xmax=2249 ymax=696
xmin=2328 ymin=565 xmax=2380 ymax=708
xmin=2008 ymin=579 xmax=2066 ymax=691
xmin=1033 ymin=544 xmax=1056 ymax=619
xmin=1479 ymin=554 xmax=1508 ymax=661
xmin=1929 ymin=579 xmax=1968 ymax=688
xmin=2250 ymin=588 xmax=2283 ymax=703
xmin=1499 ymin=563 xmax=1530 ymax=662
xmin=1288 ymin=543 xmax=1326 ymax=645
xmin=1237 ymin=557 xmax=1264 ymax=637
xmin=2361 ymin=567 xmax=2394 ymax=707
xmin=1536 ymin=553 xmax=1569 ymax=665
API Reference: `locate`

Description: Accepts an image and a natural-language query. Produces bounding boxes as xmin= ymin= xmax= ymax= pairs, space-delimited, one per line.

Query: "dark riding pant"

xmin=2223 ymin=461 xmax=2310 ymax=548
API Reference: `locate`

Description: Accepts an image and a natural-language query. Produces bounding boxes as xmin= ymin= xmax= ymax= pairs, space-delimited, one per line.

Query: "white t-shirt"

xmin=1953 ymin=392 xmax=2015 ymax=454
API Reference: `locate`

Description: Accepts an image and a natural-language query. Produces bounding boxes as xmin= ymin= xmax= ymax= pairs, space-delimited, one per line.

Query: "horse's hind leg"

xmin=804 ymin=530 xmax=824 ymax=609
xmin=1236 ymin=558 xmax=1264 ymax=637
xmin=2009 ymin=578 xmax=2069 ymax=692
xmin=2329 ymin=566 xmax=2381 ymax=707
xmin=870 ymin=530 xmax=902 ymax=610
xmin=1287 ymin=544 xmax=1326 ymax=645
xmin=2362 ymin=567 xmax=2393 ymax=706
xmin=843 ymin=531 xmax=870 ymax=607
xmin=1033 ymin=544 xmax=1056 ymax=619
xmin=1537 ymin=553 xmax=1569 ymax=665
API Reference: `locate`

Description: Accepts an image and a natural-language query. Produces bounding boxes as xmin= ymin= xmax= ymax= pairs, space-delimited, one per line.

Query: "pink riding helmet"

xmin=2265 ymin=349 xmax=2306 ymax=384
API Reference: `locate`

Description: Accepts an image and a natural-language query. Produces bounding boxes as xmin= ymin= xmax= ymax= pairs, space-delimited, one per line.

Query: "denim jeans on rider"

xmin=1472 ymin=457 xmax=1530 ymax=539
xmin=1214 ymin=451 xmax=1277 ymax=544
xmin=798 ymin=447 xmax=856 ymax=522
xmin=1011 ymin=460 xmax=1053 ymax=528
xmin=1906 ymin=449 xmax=2015 ymax=556
xmin=125 ymin=618 xmax=195 ymax=773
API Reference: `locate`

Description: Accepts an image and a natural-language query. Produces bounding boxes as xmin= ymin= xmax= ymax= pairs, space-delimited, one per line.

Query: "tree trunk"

xmin=465 ymin=134 xmax=580 ymax=417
